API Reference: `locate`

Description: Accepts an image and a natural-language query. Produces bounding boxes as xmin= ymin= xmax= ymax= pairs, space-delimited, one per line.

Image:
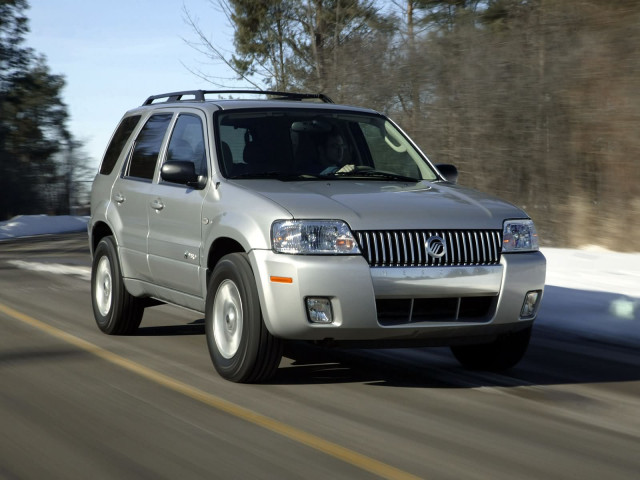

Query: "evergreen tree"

xmin=0 ymin=0 xmax=78 ymax=218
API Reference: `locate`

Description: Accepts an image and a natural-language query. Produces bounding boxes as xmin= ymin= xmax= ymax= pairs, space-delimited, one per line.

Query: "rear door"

xmin=147 ymin=110 xmax=209 ymax=297
xmin=110 ymin=112 xmax=173 ymax=282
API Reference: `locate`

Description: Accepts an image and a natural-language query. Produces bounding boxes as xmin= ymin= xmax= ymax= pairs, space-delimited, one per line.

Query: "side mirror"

xmin=435 ymin=164 xmax=458 ymax=184
xmin=161 ymin=161 xmax=206 ymax=189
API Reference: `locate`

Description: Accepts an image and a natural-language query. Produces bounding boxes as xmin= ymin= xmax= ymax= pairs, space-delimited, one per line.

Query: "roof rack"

xmin=142 ymin=90 xmax=334 ymax=106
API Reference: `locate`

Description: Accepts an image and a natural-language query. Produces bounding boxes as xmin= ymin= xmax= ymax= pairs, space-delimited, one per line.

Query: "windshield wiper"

xmin=228 ymin=172 xmax=317 ymax=181
xmin=329 ymin=169 xmax=419 ymax=182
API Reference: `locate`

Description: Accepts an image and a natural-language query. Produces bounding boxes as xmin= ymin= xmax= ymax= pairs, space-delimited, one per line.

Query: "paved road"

xmin=1 ymin=234 xmax=638 ymax=479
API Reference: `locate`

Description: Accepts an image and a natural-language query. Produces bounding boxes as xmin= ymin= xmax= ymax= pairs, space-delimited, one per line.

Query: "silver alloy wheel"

xmin=213 ymin=279 xmax=243 ymax=359
xmin=95 ymin=256 xmax=113 ymax=317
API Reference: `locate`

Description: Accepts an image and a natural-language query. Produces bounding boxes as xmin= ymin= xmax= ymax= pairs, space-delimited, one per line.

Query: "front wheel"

xmin=91 ymin=236 xmax=144 ymax=335
xmin=450 ymin=326 xmax=532 ymax=371
xmin=205 ymin=253 xmax=282 ymax=383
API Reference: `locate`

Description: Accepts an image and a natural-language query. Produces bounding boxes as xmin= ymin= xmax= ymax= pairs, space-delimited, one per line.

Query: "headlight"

xmin=502 ymin=219 xmax=539 ymax=252
xmin=271 ymin=220 xmax=361 ymax=255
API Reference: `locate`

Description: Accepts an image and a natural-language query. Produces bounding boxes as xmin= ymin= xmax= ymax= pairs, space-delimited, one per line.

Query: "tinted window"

xmin=126 ymin=113 xmax=173 ymax=180
xmin=99 ymin=115 xmax=141 ymax=175
xmin=164 ymin=114 xmax=207 ymax=179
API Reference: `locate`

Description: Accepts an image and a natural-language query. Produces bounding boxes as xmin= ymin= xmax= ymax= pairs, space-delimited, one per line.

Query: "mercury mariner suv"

xmin=89 ymin=90 xmax=546 ymax=383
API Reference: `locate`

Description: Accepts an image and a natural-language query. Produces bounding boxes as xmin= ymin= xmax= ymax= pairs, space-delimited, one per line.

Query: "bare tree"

xmin=183 ymin=0 xmax=387 ymax=94
xmin=183 ymin=0 xmax=640 ymax=250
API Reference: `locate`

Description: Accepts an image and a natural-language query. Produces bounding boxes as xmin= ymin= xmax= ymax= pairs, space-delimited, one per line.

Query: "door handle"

xmin=113 ymin=192 xmax=125 ymax=204
xmin=150 ymin=199 xmax=165 ymax=211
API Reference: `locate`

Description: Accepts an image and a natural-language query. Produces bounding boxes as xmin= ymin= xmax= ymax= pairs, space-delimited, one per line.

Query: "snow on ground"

xmin=543 ymin=247 xmax=640 ymax=298
xmin=538 ymin=247 xmax=639 ymax=346
xmin=1 ymin=215 xmax=639 ymax=346
xmin=0 ymin=215 xmax=88 ymax=239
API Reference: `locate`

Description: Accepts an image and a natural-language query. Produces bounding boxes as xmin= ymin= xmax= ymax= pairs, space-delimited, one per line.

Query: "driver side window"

xmin=164 ymin=114 xmax=207 ymax=180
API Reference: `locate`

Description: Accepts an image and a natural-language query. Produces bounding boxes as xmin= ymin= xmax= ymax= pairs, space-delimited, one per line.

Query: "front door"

xmin=147 ymin=111 xmax=209 ymax=297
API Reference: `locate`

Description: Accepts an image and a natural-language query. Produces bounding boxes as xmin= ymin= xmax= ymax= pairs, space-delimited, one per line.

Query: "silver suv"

xmin=89 ymin=90 xmax=546 ymax=383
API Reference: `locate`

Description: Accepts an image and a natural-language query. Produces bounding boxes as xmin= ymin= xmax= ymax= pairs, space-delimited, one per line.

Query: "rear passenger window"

xmin=99 ymin=115 xmax=141 ymax=175
xmin=126 ymin=113 xmax=173 ymax=180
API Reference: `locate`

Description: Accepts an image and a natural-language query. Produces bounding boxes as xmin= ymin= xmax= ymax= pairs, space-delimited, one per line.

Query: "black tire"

xmin=91 ymin=236 xmax=144 ymax=335
xmin=205 ymin=253 xmax=283 ymax=383
xmin=450 ymin=326 xmax=532 ymax=371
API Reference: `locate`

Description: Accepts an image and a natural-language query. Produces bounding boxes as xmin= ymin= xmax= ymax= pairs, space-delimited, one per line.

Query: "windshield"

xmin=215 ymin=109 xmax=437 ymax=181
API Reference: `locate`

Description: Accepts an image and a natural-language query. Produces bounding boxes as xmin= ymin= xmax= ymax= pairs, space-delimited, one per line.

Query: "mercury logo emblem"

xmin=426 ymin=235 xmax=447 ymax=259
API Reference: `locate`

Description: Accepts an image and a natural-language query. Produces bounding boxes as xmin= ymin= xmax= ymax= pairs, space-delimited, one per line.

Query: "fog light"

xmin=520 ymin=290 xmax=541 ymax=319
xmin=306 ymin=297 xmax=333 ymax=324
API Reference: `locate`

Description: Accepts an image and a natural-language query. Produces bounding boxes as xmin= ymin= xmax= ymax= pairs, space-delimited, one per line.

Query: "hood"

xmin=234 ymin=179 xmax=528 ymax=230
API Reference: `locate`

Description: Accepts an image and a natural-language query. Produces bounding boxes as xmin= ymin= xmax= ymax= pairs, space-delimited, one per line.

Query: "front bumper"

xmin=250 ymin=250 xmax=546 ymax=344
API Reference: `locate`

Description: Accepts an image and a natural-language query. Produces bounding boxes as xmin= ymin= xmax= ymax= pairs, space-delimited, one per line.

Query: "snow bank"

xmin=0 ymin=215 xmax=89 ymax=240
xmin=542 ymin=247 xmax=640 ymax=299
xmin=537 ymin=248 xmax=639 ymax=346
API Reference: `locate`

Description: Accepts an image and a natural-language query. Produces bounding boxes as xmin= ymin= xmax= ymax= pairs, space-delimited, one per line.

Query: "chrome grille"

xmin=354 ymin=230 xmax=502 ymax=267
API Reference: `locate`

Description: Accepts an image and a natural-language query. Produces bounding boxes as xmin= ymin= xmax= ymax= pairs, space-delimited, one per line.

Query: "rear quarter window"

xmin=99 ymin=115 xmax=141 ymax=175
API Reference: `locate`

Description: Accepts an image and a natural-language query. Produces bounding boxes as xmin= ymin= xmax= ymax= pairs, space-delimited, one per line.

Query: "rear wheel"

xmin=450 ymin=326 xmax=532 ymax=371
xmin=91 ymin=236 xmax=144 ymax=335
xmin=205 ymin=253 xmax=282 ymax=383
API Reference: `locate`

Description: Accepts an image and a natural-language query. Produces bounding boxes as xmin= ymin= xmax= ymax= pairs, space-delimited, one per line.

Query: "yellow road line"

xmin=0 ymin=302 xmax=422 ymax=480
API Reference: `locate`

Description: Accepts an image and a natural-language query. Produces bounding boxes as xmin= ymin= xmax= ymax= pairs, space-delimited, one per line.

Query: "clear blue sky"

xmin=27 ymin=0 xmax=240 ymax=168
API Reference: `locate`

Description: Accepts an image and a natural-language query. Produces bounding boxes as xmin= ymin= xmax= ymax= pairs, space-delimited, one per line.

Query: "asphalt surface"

xmin=0 ymin=234 xmax=639 ymax=479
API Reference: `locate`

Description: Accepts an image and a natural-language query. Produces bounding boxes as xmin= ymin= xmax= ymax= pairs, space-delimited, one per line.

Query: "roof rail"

xmin=142 ymin=90 xmax=334 ymax=106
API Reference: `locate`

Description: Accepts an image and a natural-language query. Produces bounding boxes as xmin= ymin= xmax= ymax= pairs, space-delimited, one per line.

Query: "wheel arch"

xmin=206 ymin=236 xmax=246 ymax=286
xmin=90 ymin=221 xmax=114 ymax=256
